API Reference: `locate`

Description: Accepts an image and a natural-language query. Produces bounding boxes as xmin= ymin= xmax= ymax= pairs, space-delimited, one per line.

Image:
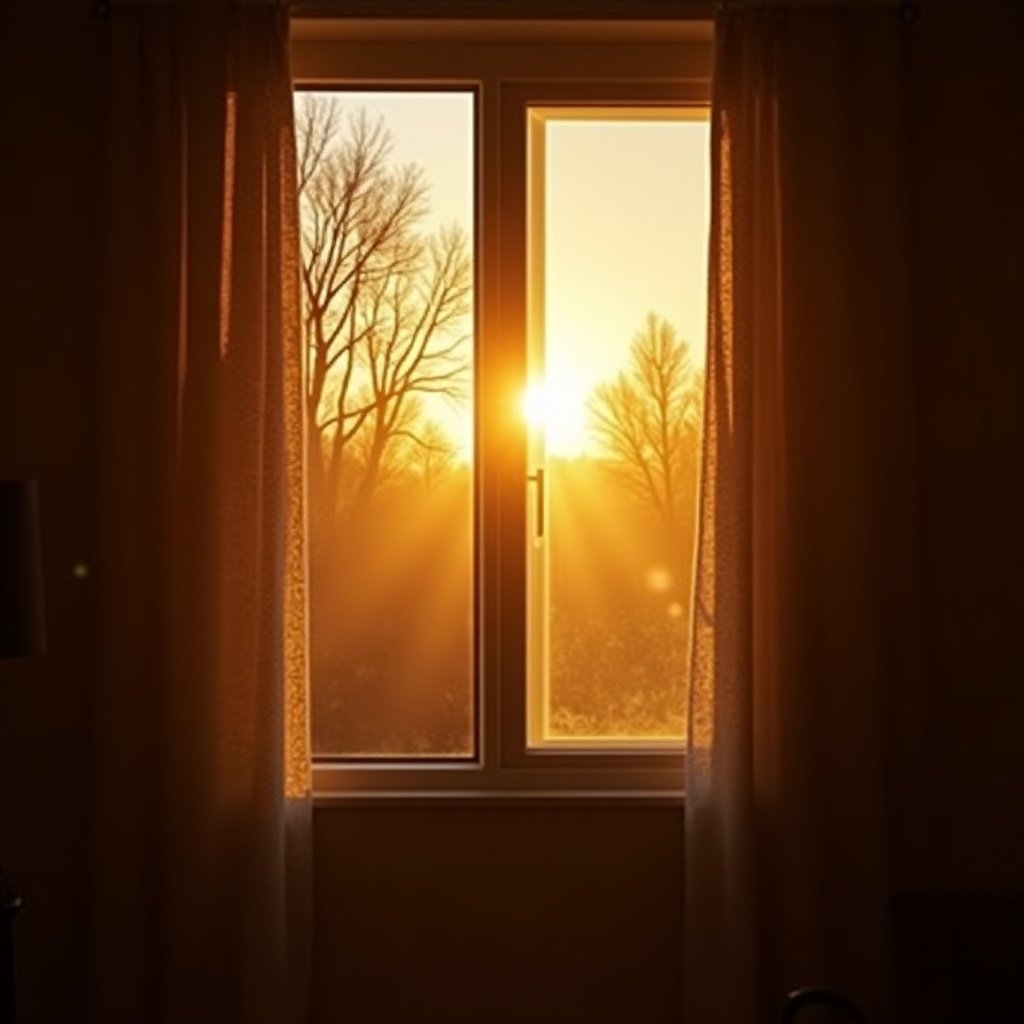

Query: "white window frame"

xmin=292 ymin=15 xmax=712 ymax=803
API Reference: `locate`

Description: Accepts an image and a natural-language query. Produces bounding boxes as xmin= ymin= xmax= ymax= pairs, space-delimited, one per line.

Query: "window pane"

xmin=297 ymin=91 xmax=475 ymax=758
xmin=526 ymin=109 xmax=709 ymax=746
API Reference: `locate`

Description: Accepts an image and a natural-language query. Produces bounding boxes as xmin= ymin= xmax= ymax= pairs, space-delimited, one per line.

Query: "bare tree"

xmin=296 ymin=94 xmax=471 ymax=526
xmin=587 ymin=313 xmax=703 ymax=532
xmin=406 ymin=419 xmax=459 ymax=491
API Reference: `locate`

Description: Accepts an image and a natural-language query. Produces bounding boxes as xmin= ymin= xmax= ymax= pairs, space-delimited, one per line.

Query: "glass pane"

xmin=297 ymin=91 xmax=475 ymax=758
xmin=526 ymin=108 xmax=709 ymax=746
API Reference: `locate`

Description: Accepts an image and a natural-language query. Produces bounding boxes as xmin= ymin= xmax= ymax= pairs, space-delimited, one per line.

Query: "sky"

xmin=297 ymin=90 xmax=709 ymax=459
xmin=541 ymin=115 xmax=709 ymax=454
xmin=308 ymin=90 xmax=475 ymax=236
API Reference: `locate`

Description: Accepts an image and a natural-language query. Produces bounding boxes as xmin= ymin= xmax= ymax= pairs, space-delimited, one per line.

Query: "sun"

xmin=521 ymin=371 xmax=589 ymax=457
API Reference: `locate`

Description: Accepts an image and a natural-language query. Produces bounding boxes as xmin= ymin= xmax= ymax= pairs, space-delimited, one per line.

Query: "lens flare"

xmin=646 ymin=565 xmax=673 ymax=593
xmin=521 ymin=372 xmax=588 ymax=456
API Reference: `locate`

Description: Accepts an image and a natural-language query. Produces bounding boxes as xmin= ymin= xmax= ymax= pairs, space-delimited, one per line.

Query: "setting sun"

xmin=521 ymin=371 xmax=589 ymax=457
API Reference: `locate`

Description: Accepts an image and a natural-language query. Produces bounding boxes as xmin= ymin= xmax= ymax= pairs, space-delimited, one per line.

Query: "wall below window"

xmin=311 ymin=804 xmax=683 ymax=1024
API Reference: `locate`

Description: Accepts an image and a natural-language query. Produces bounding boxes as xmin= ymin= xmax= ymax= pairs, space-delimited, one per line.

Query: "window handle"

xmin=527 ymin=467 xmax=545 ymax=541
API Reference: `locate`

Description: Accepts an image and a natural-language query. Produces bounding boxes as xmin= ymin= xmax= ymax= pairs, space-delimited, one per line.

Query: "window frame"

xmin=292 ymin=17 xmax=712 ymax=802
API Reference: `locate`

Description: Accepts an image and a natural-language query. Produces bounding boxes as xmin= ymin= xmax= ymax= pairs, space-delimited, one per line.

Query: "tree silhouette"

xmin=295 ymin=95 xmax=471 ymax=528
xmin=407 ymin=419 xmax=459 ymax=491
xmin=587 ymin=312 xmax=703 ymax=534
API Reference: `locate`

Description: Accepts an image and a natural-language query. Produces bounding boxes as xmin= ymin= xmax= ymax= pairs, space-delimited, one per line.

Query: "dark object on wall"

xmin=0 ymin=480 xmax=45 ymax=658
xmin=0 ymin=478 xmax=46 ymax=1024
xmin=0 ymin=875 xmax=19 ymax=1024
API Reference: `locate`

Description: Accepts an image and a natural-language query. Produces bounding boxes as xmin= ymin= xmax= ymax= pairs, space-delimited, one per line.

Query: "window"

xmin=297 ymin=89 xmax=476 ymax=761
xmin=292 ymin=17 xmax=712 ymax=798
xmin=526 ymin=107 xmax=709 ymax=749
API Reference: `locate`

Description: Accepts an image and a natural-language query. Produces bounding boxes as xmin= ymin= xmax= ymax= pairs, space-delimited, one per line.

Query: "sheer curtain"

xmin=686 ymin=8 xmax=922 ymax=1023
xmin=91 ymin=4 xmax=310 ymax=1021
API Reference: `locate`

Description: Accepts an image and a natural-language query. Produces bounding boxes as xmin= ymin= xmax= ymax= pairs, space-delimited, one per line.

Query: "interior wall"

xmin=895 ymin=2 xmax=1024 ymax=894
xmin=0 ymin=5 xmax=101 ymax=1023
xmin=310 ymin=805 xmax=684 ymax=1024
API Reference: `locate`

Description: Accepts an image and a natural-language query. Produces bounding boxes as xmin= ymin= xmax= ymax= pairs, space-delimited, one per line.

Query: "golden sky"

xmin=304 ymin=91 xmax=709 ymax=459
xmin=539 ymin=114 xmax=709 ymax=455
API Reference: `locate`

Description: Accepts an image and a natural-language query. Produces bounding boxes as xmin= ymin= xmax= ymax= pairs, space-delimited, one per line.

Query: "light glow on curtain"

xmin=219 ymin=91 xmax=238 ymax=360
xmin=93 ymin=5 xmax=310 ymax=1021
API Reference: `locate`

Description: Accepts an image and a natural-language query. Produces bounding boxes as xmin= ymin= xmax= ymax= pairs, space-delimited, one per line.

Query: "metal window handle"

xmin=527 ymin=467 xmax=545 ymax=540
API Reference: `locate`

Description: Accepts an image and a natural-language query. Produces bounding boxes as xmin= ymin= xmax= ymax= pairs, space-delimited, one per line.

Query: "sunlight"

xmin=297 ymin=90 xmax=476 ymax=758
xmin=525 ymin=107 xmax=710 ymax=746
xmin=521 ymin=371 xmax=588 ymax=456
xmin=645 ymin=565 xmax=673 ymax=593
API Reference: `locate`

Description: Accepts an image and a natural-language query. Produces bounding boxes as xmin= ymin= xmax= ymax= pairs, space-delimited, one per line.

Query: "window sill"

xmin=313 ymin=788 xmax=684 ymax=809
xmin=311 ymin=760 xmax=685 ymax=807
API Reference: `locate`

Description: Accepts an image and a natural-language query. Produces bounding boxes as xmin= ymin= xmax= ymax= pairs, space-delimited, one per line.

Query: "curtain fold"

xmin=92 ymin=5 xmax=310 ymax=1022
xmin=686 ymin=9 xmax=923 ymax=1023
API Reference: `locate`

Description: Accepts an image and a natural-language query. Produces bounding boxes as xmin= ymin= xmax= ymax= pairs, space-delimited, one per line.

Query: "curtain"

xmin=686 ymin=8 xmax=923 ymax=1023
xmin=91 ymin=4 xmax=310 ymax=1022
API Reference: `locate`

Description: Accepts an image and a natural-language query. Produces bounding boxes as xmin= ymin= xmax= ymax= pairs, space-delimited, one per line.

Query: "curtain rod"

xmin=93 ymin=0 xmax=287 ymax=13
xmin=288 ymin=2 xmax=716 ymax=17
xmin=718 ymin=0 xmax=921 ymax=19
xmin=719 ymin=0 xmax=917 ymax=9
xmin=288 ymin=0 xmax=918 ymax=13
xmin=93 ymin=0 xmax=926 ymax=20
xmin=92 ymin=0 xmax=712 ymax=13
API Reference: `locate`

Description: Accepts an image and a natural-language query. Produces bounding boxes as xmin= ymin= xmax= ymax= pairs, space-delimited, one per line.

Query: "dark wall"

xmin=0 ymin=4 xmax=1021 ymax=1024
xmin=0 ymin=4 xmax=100 ymax=1022
xmin=311 ymin=805 xmax=683 ymax=1024
xmin=896 ymin=4 xmax=1024 ymax=893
